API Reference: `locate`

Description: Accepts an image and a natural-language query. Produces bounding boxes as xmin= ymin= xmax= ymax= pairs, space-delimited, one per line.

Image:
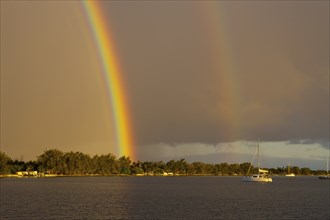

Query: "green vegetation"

xmin=0 ymin=149 xmax=327 ymax=176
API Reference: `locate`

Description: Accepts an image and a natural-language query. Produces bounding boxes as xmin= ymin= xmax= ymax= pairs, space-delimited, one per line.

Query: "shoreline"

xmin=0 ymin=173 xmax=318 ymax=178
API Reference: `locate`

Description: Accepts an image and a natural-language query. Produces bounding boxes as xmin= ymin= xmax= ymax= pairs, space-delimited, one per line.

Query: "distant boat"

xmin=318 ymin=175 xmax=329 ymax=180
xmin=242 ymin=140 xmax=272 ymax=183
xmin=285 ymin=163 xmax=295 ymax=177
xmin=318 ymin=147 xmax=329 ymax=180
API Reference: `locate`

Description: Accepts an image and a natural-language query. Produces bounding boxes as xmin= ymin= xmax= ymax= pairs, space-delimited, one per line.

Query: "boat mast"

xmin=246 ymin=144 xmax=258 ymax=176
xmin=257 ymin=139 xmax=260 ymax=174
xmin=327 ymin=146 xmax=329 ymax=174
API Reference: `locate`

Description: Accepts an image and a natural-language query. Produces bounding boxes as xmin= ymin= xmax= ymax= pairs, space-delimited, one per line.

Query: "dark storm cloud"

xmin=106 ymin=1 xmax=329 ymax=146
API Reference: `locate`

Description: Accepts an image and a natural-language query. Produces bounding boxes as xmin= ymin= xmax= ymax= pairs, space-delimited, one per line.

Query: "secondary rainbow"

xmin=200 ymin=3 xmax=241 ymax=140
xmin=82 ymin=1 xmax=135 ymax=160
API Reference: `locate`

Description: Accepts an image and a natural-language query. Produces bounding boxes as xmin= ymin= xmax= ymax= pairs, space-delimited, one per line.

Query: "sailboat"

xmin=285 ymin=163 xmax=295 ymax=177
xmin=242 ymin=140 xmax=272 ymax=183
xmin=318 ymin=146 xmax=329 ymax=180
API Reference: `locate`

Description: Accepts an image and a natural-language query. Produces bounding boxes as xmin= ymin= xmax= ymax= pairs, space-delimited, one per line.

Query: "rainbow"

xmin=201 ymin=3 xmax=242 ymax=162
xmin=80 ymin=1 xmax=240 ymax=162
xmin=82 ymin=1 xmax=135 ymax=161
xmin=200 ymin=3 xmax=241 ymax=141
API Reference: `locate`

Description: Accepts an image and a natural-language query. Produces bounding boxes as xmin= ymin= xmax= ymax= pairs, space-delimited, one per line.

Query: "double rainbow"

xmin=81 ymin=1 xmax=240 ymax=161
xmin=82 ymin=1 xmax=135 ymax=160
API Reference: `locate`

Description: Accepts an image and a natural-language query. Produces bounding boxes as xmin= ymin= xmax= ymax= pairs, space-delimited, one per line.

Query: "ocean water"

xmin=0 ymin=176 xmax=329 ymax=219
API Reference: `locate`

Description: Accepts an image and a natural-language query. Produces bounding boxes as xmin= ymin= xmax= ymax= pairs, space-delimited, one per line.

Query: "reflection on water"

xmin=1 ymin=176 xmax=329 ymax=219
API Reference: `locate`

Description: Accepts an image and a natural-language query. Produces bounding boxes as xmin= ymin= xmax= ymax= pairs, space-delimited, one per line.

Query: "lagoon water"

xmin=0 ymin=176 xmax=329 ymax=219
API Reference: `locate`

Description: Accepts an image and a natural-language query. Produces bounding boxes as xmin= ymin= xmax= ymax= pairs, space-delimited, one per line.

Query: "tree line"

xmin=0 ymin=149 xmax=327 ymax=176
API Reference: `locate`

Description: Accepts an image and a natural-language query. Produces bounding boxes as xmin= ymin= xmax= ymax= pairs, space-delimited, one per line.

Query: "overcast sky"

xmin=1 ymin=1 xmax=329 ymax=169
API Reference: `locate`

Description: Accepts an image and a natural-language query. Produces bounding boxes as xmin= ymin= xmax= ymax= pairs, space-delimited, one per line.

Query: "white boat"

xmin=318 ymin=175 xmax=329 ymax=180
xmin=285 ymin=163 xmax=295 ymax=177
xmin=243 ymin=169 xmax=273 ymax=182
xmin=243 ymin=140 xmax=272 ymax=183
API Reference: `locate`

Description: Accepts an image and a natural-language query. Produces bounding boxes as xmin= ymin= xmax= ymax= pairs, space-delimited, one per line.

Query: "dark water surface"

xmin=1 ymin=176 xmax=329 ymax=219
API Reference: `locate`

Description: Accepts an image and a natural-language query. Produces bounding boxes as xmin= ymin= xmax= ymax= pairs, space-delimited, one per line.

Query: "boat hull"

xmin=243 ymin=175 xmax=272 ymax=183
xmin=318 ymin=175 xmax=330 ymax=180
